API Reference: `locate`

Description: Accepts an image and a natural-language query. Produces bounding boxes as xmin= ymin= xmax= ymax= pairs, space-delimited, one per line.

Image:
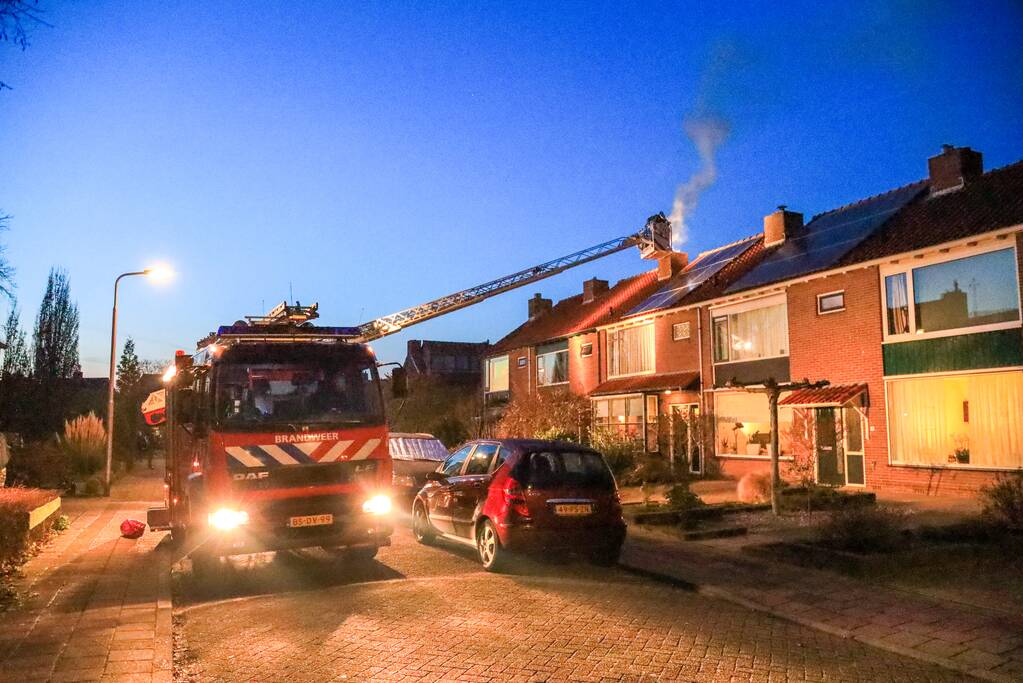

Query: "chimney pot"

xmin=764 ymin=207 xmax=803 ymax=248
xmin=528 ymin=292 xmax=553 ymax=320
xmin=657 ymin=252 xmax=689 ymax=281
xmin=928 ymin=145 xmax=983 ymax=195
xmin=582 ymin=278 xmax=609 ymax=304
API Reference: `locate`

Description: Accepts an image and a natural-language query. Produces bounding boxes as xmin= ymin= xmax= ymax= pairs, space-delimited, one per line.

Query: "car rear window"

xmin=517 ymin=451 xmax=614 ymax=490
xmin=388 ymin=437 xmax=448 ymax=461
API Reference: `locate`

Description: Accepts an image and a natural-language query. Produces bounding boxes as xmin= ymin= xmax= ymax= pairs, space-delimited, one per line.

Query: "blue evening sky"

xmin=1 ymin=1 xmax=1021 ymax=375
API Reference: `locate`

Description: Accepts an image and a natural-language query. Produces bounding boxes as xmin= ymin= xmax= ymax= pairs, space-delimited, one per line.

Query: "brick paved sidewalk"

xmin=621 ymin=526 xmax=1023 ymax=683
xmin=0 ymin=467 xmax=172 ymax=682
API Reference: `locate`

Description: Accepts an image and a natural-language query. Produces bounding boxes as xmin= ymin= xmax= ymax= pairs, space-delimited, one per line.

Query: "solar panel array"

xmin=725 ymin=182 xmax=926 ymax=294
xmin=626 ymin=237 xmax=758 ymax=316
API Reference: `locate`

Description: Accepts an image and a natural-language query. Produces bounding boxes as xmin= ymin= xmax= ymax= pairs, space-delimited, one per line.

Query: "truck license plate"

xmin=288 ymin=514 xmax=333 ymax=528
xmin=554 ymin=504 xmax=592 ymax=516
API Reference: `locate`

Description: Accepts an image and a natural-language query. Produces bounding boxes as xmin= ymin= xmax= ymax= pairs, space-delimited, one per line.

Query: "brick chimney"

xmin=528 ymin=293 xmax=553 ymax=319
xmin=582 ymin=278 xmax=609 ymax=304
xmin=928 ymin=144 xmax=983 ymax=195
xmin=764 ymin=206 xmax=803 ymax=248
xmin=657 ymin=252 xmax=689 ymax=282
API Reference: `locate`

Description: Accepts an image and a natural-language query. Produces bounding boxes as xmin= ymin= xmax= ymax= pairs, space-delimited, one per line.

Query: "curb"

xmin=618 ymin=559 xmax=1013 ymax=683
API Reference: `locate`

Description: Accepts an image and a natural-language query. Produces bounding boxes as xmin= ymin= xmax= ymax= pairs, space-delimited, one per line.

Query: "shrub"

xmin=63 ymin=412 xmax=106 ymax=475
xmin=622 ymin=455 xmax=676 ymax=486
xmin=588 ymin=428 xmax=640 ymax=478
xmin=5 ymin=442 xmax=71 ymax=490
xmin=53 ymin=514 xmax=70 ymax=532
xmin=737 ymin=472 xmax=772 ymax=503
xmin=816 ymin=505 xmax=906 ymax=553
xmin=980 ymin=472 xmax=1023 ymax=530
xmin=495 ymin=390 xmax=590 ymax=441
xmin=0 ymin=487 xmax=58 ymax=563
xmin=665 ymin=483 xmax=705 ymax=511
xmin=431 ymin=415 xmax=469 ymax=449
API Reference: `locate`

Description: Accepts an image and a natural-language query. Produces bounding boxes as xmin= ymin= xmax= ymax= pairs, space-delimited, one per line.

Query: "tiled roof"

xmin=779 ymin=383 xmax=867 ymax=407
xmin=590 ymin=371 xmax=700 ymax=396
xmin=726 ymin=181 xmax=927 ymax=294
xmin=839 ymin=160 xmax=1023 ymax=264
xmin=489 ymin=270 xmax=662 ymax=355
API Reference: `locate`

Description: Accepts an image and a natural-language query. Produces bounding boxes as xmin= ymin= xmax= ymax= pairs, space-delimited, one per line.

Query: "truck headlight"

xmin=362 ymin=495 xmax=391 ymax=515
xmin=208 ymin=508 xmax=249 ymax=530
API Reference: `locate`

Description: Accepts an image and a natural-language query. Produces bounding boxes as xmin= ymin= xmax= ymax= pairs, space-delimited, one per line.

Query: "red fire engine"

xmin=147 ymin=303 xmax=395 ymax=568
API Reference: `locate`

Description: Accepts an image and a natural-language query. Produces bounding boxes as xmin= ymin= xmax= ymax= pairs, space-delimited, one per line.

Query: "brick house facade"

xmin=485 ymin=146 xmax=1023 ymax=496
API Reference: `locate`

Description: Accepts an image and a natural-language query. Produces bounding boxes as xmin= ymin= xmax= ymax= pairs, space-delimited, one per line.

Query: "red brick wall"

xmin=506 ymin=347 xmax=530 ymax=400
xmin=569 ymin=333 xmax=601 ymax=396
xmin=654 ymin=310 xmax=701 ymax=374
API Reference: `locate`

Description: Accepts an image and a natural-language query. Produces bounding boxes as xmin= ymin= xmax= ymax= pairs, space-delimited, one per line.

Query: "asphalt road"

xmin=173 ymin=522 xmax=967 ymax=683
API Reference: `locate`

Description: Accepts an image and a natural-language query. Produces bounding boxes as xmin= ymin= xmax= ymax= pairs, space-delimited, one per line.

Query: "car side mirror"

xmin=426 ymin=471 xmax=447 ymax=483
xmin=390 ymin=367 xmax=408 ymax=399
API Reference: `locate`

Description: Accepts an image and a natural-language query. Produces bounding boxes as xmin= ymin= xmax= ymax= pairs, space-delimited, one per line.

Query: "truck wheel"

xmin=476 ymin=520 xmax=505 ymax=572
xmin=191 ymin=550 xmax=218 ymax=576
xmin=412 ymin=502 xmax=435 ymax=545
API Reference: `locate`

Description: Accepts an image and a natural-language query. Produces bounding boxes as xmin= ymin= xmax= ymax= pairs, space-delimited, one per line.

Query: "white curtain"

xmin=728 ymin=303 xmax=788 ymax=361
xmin=887 ymin=371 xmax=1023 ymax=468
xmin=609 ymin=324 xmax=653 ymax=376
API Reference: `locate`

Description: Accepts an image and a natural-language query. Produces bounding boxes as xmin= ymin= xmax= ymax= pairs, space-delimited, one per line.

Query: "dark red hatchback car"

xmin=411 ymin=439 xmax=626 ymax=571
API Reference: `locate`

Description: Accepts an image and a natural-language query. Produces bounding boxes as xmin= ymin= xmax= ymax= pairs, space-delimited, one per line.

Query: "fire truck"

xmin=147 ymin=215 xmax=672 ymax=569
xmin=148 ymin=303 xmax=395 ymax=567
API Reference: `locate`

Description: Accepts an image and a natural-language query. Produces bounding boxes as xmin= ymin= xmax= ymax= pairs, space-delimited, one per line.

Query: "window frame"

xmin=816 ymin=290 xmax=846 ymax=315
xmin=709 ymin=294 xmax=789 ymax=365
xmin=536 ymin=347 xmax=569 ymax=386
xmin=606 ymin=322 xmax=655 ymax=378
xmin=879 ymin=241 xmax=1022 ymax=343
xmin=672 ymin=321 xmax=691 ymax=341
xmin=517 ymin=356 xmax=527 ymax=368
xmin=711 ymin=389 xmax=796 ymax=461
xmin=580 ymin=342 xmax=593 ymax=358
xmin=485 ymin=355 xmax=509 ymax=393
xmin=883 ymin=366 xmax=1023 ymax=471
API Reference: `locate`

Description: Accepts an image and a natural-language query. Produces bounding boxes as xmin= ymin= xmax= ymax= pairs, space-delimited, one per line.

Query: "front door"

xmin=815 ymin=408 xmax=844 ymax=486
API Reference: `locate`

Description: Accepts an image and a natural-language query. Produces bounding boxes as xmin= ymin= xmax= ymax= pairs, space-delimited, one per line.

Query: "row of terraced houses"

xmin=481 ymin=145 xmax=1023 ymax=495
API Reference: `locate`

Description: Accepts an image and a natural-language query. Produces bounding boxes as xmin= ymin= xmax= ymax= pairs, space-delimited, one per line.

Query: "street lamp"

xmin=104 ymin=265 xmax=174 ymax=495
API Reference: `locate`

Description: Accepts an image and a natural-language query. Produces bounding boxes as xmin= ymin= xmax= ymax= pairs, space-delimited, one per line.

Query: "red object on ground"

xmin=120 ymin=519 xmax=146 ymax=539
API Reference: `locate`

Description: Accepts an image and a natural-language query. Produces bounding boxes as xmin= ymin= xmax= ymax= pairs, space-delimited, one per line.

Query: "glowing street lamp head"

xmin=144 ymin=264 xmax=175 ymax=283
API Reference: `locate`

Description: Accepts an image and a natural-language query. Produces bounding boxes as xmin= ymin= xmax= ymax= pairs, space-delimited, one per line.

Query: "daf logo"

xmin=233 ymin=471 xmax=269 ymax=481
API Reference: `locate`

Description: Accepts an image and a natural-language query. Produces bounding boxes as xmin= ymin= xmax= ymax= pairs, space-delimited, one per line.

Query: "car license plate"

xmin=554 ymin=503 xmax=592 ymax=516
xmin=288 ymin=514 xmax=333 ymax=528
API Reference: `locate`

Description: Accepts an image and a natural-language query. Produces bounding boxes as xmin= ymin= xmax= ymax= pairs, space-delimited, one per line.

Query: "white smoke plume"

xmin=668 ymin=115 xmax=730 ymax=248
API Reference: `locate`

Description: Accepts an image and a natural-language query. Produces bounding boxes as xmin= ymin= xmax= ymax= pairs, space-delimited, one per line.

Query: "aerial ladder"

xmin=353 ymin=213 xmax=673 ymax=343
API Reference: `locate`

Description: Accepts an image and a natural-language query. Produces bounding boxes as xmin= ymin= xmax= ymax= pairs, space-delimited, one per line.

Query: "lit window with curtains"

xmin=592 ymin=395 xmax=645 ymax=440
xmin=536 ymin=340 xmax=568 ymax=386
xmin=714 ymin=391 xmax=795 ymax=457
xmin=887 ymin=370 xmax=1023 ymax=469
xmin=607 ymin=324 xmax=654 ymax=377
xmin=711 ymin=302 xmax=789 ymax=363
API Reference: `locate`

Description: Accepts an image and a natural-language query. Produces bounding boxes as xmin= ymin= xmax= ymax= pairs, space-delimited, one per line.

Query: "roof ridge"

xmin=808 ymin=177 xmax=929 ymax=223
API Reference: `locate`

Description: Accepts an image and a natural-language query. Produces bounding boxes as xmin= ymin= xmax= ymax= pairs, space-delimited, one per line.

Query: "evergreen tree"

xmin=116 ymin=337 xmax=142 ymax=395
xmin=32 ymin=267 xmax=80 ymax=380
xmin=1 ymin=300 xmax=30 ymax=378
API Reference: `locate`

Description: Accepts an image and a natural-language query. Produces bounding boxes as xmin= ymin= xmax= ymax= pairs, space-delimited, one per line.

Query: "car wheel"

xmin=412 ymin=502 xmax=435 ymax=545
xmin=589 ymin=543 xmax=622 ymax=567
xmin=345 ymin=546 xmax=378 ymax=562
xmin=476 ymin=519 xmax=505 ymax=572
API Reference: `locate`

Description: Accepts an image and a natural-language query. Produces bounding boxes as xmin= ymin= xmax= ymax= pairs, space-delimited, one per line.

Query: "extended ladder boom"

xmin=355 ymin=213 xmax=672 ymax=343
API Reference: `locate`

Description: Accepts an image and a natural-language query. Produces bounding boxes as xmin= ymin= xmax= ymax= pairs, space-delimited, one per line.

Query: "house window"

xmin=711 ymin=301 xmax=788 ymax=363
xmin=580 ymin=343 xmax=593 ymax=357
xmin=607 ymin=323 xmax=654 ymax=377
xmin=517 ymin=356 xmax=527 ymax=368
xmin=673 ymin=321 xmax=691 ymax=340
xmin=713 ymin=390 xmax=795 ymax=458
xmin=883 ymin=246 xmax=1021 ymax=339
xmin=536 ymin=341 xmax=568 ymax=386
xmin=886 ymin=369 xmax=1023 ymax=469
xmin=485 ymin=355 xmax=509 ymax=393
xmin=592 ymin=395 xmax=645 ymax=440
xmin=817 ymin=291 xmax=845 ymax=314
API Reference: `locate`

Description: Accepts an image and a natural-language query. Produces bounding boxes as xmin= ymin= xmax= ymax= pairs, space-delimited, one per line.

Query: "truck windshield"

xmin=214 ymin=348 xmax=383 ymax=430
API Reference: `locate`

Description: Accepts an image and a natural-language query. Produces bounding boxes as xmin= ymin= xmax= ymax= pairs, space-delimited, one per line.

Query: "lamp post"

xmin=105 ymin=266 xmax=173 ymax=496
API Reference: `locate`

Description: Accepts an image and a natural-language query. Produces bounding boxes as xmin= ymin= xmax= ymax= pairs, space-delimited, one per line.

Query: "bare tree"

xmin=0 ymin=214 xmax=14 ymax=300
xmin=1 ymin=0 xmax=50 ymax=91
